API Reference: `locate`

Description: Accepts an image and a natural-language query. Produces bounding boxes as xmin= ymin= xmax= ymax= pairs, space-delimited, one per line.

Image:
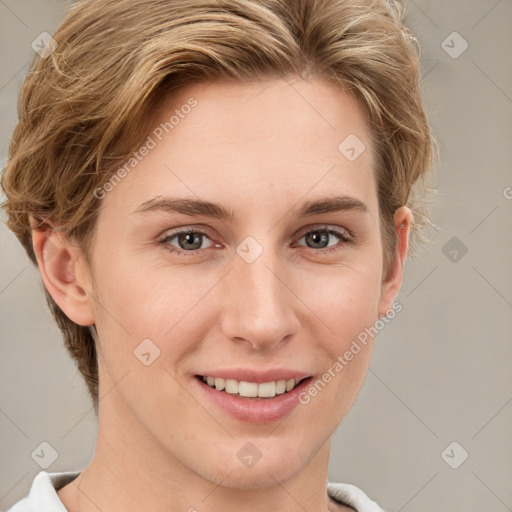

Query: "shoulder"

xmin=5 ymin=470 xmax=80 ymax=512
xmin=327 ymin=481 xmax=386 ymax=512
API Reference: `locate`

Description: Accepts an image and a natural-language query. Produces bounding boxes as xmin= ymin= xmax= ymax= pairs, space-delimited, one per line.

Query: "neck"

xmin=60 ymin=393 xmax=337 ymax=512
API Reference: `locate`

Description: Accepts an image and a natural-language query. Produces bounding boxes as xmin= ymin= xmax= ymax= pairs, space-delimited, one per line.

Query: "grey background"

xmin=1 ymin=1 xmax=511 ymax=511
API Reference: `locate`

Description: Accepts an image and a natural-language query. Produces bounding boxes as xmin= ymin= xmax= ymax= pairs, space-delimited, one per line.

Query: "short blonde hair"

xmin=1 ymin=0 xmax=436 ymax=408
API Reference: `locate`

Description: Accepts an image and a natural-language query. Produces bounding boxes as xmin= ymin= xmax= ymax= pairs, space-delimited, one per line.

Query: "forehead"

xmin=100 ymin=77 xmax=378 ymax=218
xmin=160 ymin=77 xmax=373 ymax=161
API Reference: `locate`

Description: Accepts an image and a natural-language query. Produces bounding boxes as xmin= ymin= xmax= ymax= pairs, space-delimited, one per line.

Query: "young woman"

xmin=1 ymin=0 xmax=435 ymax=511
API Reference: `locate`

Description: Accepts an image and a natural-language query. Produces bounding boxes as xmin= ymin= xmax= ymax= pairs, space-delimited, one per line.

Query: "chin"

xmin=211 ymin=460 xmax=304 ymax=490
xmin=192 ymin=437 xmax=315 ymax=490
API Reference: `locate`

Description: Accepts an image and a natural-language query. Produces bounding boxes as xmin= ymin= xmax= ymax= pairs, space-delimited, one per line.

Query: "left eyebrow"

xmin=296 ymin=196 xmax=368 ymax=216
xmin=132 ymin=195 xmax=368 ymax=220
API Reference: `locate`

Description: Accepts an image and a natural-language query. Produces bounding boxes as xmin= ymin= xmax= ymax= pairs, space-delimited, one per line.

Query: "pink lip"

xmin=195 ymin=368 xmax=311 ymax=383
xmin=194 ymin=373 xmax=313 ymax=424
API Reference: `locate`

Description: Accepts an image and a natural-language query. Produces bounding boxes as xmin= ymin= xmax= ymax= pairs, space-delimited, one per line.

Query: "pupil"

xmin=307 ymin=231 xmax=328 ymax=249
xmin=180 ymin=232 xmax=201 ymax=250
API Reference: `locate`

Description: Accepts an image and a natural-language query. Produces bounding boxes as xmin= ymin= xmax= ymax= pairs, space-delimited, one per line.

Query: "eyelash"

xmin=157 ymin=225 xmax=354 ymax=257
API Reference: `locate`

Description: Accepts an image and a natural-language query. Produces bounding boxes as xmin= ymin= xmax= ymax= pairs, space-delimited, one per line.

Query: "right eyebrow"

xmin=132 ymin=196 xmax=238 ymax=220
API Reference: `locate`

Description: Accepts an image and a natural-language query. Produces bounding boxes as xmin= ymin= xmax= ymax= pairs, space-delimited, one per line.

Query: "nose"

xmin=219 ymin=243 xmax=300 ymax=351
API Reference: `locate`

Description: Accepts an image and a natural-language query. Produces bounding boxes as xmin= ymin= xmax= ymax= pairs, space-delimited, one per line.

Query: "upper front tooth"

xmin=214 ymin=377 xmax=225 ymax=391
xmin=238 ymin=381 xmax=258 ymax=397
xmin=258 ymin=381 xmax=276 ymax=398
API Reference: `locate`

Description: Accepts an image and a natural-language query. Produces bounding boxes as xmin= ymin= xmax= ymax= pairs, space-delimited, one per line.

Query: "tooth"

xmin=224 ymin=379 xmax=239 ymax=394
xmin=238 ymin=381 xmax=258 ymax=397
xmin=286 ymin=379 xmax=296 ymax=392
xmin=204 ymin=376 xmax=302 ymax=396
xmin=275 ymin=379 xmax=287 ymax=394
xmin=258 ymin=381 xmax=276 ymax=398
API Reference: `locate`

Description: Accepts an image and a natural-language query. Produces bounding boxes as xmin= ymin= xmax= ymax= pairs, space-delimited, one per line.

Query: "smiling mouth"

xmin=196 ymin=375 xmax=310 ymax=399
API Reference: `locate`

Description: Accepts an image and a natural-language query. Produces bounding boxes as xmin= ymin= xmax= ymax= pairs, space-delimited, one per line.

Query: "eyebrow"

xmin=132 ymin=195 xmax=368 ymax=220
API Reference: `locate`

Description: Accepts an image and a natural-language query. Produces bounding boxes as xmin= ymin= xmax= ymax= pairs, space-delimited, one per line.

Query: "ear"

xmin=377 ymin=206 xmax=413 ymax=318
xmin=30 ymin=217 xmax=96 ymax=326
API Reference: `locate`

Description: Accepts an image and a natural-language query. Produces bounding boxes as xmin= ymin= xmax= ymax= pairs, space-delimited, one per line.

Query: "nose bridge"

xmin=220 ymin=237 xmax=298 ymax=350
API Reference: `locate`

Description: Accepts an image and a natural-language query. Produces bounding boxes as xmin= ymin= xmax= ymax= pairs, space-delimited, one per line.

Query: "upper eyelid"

xmin=159 ymin=226 xmax=214 ymax=241
xmin=297 ymin=224 xmax=353 ymax=238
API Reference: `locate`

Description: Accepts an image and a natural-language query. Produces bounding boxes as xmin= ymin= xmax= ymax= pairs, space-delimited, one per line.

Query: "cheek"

xmin=293 ymin=268 xmax=381 ymax=423
xmin=91 ymin=251 xmax=210 ymax=366
xmin=298 ymin=259 xmax=382 ymax=342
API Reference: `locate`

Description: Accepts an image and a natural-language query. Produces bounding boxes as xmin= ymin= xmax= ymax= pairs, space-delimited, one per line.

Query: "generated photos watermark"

xmin=298 ymin=301 xmax=403 ymax=405
xmin=93 ymin=97 xmax=198 ymax=200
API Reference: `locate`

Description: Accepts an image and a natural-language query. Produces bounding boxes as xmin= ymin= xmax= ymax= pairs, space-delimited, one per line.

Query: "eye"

xmin=158 ymin=225 xmax=354 ymax=258
xmin=158 ymin=228 xmax=216 ymax=256
xmin=294 ymin=226 xmax=353 ymax=254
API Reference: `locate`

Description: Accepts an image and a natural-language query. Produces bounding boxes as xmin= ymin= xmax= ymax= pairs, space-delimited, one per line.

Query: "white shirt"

xmin=6 ymin=471 xmax=385 ymax=512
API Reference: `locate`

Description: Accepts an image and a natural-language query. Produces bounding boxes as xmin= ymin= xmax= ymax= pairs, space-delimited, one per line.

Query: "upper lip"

xmin=196 ymin=369 xmax=312 ymax=383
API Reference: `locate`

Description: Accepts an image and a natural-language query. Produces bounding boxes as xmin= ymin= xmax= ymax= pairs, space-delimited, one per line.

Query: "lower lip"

xmin=194 ymin=376 xmax=313 ymax=424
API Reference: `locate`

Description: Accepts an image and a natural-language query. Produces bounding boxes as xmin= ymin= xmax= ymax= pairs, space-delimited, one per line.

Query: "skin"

xmin=31 ymin=76 xmax=411 ymax=512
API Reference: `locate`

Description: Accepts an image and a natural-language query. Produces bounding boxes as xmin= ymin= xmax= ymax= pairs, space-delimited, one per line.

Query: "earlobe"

xmin=378 ymin=206 xmax=413 ymax=318
xmin=31 ymin=221 xmax=95 ymax=326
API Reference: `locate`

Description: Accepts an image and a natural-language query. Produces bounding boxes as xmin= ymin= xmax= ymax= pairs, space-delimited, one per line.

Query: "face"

xmin=39 ymin=77 xmax=408 ymax=489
